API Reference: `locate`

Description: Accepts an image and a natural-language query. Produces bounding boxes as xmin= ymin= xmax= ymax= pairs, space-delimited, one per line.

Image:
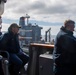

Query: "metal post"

xmin=25 ymin=14 xmax=30 ymax=25
xmin=4 ymin=60 xmax=9 ymax=75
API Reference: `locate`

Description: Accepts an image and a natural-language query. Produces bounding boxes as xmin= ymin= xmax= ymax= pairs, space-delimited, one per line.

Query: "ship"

xmin=18 ymin=14 xmax=52 ymax=47
xmin=19 ymin=14 xmax=43 ymax=47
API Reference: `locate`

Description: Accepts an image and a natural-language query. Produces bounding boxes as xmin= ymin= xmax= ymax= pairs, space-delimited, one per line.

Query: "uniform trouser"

xmin=9 ymin=51 xmax=29 ymax=75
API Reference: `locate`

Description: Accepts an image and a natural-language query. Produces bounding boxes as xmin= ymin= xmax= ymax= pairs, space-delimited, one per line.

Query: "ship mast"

xmin=25 ymin=14 xmax=30 ymax=25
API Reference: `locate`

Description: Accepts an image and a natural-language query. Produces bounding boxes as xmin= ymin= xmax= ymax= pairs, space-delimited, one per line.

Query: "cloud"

xmin=1 ymin=23 xmax=10 ymax=32
xmin=1 ymin=0 xmax=76 ymax=35
xmin=3 ymin=0 xmax=76 ymax=22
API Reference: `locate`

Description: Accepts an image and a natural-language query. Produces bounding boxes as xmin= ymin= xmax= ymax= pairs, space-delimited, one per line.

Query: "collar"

xmin=61 ymin=26 xmax=73 ymax=36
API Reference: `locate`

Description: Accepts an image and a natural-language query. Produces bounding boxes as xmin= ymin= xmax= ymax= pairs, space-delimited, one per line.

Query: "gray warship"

xmin=19 ymin=14 xmax=43 ymax=46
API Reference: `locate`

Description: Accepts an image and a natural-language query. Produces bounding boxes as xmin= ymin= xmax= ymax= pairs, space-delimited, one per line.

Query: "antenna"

xmin=25 ymin=14 xmax=30 ymax=25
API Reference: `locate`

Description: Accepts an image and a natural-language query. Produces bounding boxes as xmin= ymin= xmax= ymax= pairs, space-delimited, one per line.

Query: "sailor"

xmin=1 ymin=23 xmax=29 ymax=75
xmin=53 ymin=19 xmax=76 ymax=75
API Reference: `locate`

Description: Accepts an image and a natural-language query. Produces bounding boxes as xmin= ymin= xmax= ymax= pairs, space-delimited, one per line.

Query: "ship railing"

xmin=0 ymin=51 xmax=9 ymax=75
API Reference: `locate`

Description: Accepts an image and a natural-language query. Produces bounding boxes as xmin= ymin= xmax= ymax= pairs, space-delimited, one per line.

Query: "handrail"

xmin=0 ymin=51 xmax=9 ymax=75
xmin=30 ymin=43 xmax=54 ymax=48
xmin=0 ymin=51 xmax=9 ymax=60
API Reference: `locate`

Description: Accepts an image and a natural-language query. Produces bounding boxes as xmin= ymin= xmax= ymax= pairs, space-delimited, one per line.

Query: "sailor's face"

xmin=0 ymin=0 xmax=7 ymax=16
xmin=12 ymin=27 xmax=19 ymax=34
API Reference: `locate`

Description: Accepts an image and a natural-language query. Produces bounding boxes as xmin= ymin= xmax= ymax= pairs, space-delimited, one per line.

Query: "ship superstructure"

xmin=19 ymin=15 xmax=43 ymax=46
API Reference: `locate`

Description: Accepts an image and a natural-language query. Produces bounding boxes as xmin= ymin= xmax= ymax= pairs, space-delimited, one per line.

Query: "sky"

xmin=1 ymin=0 xmax=76 ymax=36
